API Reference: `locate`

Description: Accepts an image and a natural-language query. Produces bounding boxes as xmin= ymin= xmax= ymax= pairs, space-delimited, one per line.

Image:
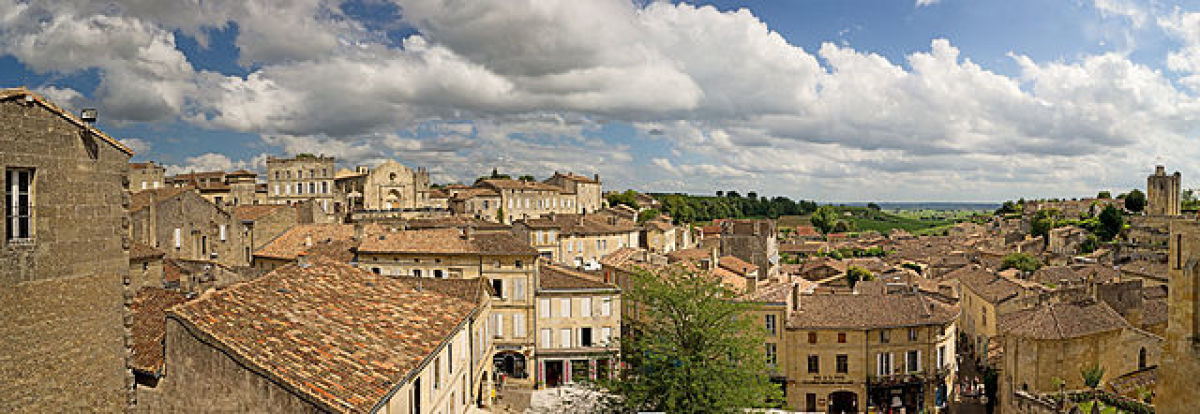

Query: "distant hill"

xmin=836 ymin=202 xmax=999 ymax=211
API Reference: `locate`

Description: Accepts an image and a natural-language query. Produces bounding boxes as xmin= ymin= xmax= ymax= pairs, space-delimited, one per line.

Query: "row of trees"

xmin=630 ymin=193 xmax=819 ymax=224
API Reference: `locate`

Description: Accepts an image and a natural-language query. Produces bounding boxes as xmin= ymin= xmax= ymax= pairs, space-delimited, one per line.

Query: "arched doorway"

xmin=828 ymin=390 xmax=858 ymax=414
xmin=384 ymin=189 xmax=401 ymax=210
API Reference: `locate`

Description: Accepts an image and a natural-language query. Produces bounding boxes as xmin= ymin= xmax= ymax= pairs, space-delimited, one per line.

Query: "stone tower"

xmin=1147 ymin=165 xmax=1181 ymax=216
xmin=1158 ymin=219 xmax=1200 ymax=411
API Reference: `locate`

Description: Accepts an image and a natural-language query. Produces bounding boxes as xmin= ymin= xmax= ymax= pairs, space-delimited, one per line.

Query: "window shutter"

xmin=581 ymin=297 xmax=592 ymax=318
xmin=539 ymin=299 xmax=551 ymax=318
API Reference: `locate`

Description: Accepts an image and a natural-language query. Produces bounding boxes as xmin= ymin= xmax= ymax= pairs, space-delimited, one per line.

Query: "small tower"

xmin=1147 ymin=165 xmax=1181 ymax=216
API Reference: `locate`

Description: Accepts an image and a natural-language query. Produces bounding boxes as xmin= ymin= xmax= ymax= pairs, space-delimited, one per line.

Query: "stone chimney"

xmin=462 ymin=226 xmax=475 ymax=240
xmin=297 ymin=252 xmax=311 ymax=268
xmin=594 ymin=173 xmax=600 ymax=182
xmin=791 ymin=283 xmax=801 ymax=312
xmin=304 ymin=235 xmax=313 ymax=247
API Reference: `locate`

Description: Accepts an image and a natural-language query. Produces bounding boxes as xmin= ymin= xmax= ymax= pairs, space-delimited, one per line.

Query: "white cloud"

xmin=1094 ymin=0 xmax=1147 ymax=28
xmin=118 ymin=138 xmax=152 ymax=154
xmin=164 ymin=153 xmax=268 ymax=175
xmin=916 ymin=0 xmax=941 ymax=7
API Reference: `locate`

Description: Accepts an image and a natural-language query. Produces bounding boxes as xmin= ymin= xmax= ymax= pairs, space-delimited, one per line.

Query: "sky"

xmin=5 ymin=0 xmax=1200 ymax=202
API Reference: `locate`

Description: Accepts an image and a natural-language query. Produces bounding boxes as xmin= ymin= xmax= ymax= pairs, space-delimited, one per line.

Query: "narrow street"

xmin=949 ymin=347 xmax=989 ymax=414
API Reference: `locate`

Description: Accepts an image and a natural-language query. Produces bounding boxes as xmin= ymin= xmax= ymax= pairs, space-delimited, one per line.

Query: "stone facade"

xmin=512 ymin=214 xmax=639 ymax=268
xmin=129 ymin=161 xmax=165 ymax=191
xmin=265 ymin=154 xmax=336 ymax=212
xmin=0 ymin=88 xmax=133 ymax=412
xmin=543 ymin=172 xmax=603 ymax=214
xmin=130 ymin=188 xmax=247 ymax=267
xmin=719 ymin=219 xmax=779 ymax=280
xmin=533 ymin=264 xmax=621 ymax=388
xmin=361 ymin=160 xmax=436 ymax=210
xmin=1147 ymin=165 xmax=1181 ymax=216
xmin=1158 ymin=219 xmax=1200 ymax=412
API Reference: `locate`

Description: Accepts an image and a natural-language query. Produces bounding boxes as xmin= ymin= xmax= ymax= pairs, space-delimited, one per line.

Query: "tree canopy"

xmin=1125 ymin=189 xmax=1146 ymax=213
xmin=1096 ymin=204 xmax=1123 ymax=241
xmin=810 ymin=206 xmax=839 ymax=234
xmin=650 ymin=193 xmax=818 ymax=224
xmin=606 ymin=190 xmax=640 ymax=210
xmin=846 ymin=266 xmax=874 ymax=289
xmin=601 ymin=265 xmax=783 ymax=413
xmin=1001 ymin=253 xmax=1042 ymax=273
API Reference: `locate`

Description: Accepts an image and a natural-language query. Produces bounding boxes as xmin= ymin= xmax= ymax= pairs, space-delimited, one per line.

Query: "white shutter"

xmin=174 ymin=228 xmax=181 ymax=248
xmin=541 ymin=329 xmax=551 ymax=348
xmin=514 ymin=279 xmax=525 ymax=301
xmin=601 ymin=298 xmax=612 ymax=317
xmin=561 ymin=298 xmax=571 ymax=318
xmin=601 ymin=327 xmax=612 ymax=344
xmin=917 ymin=350 xmax=922 ymax=373
xmin=560 ymin=328 xmax=571 ymax=348
xmin=219 ymin=224 xmax=227 ymax=241
xmin=514 ymin=314 xmax=525 ymax=338
xmin=877 ymin=354 xmax=883 ymax=376
xmin=496 ymin=314 xmax=504 ymax=338
xmin=539 ymin=299 xmax=551 ymax=318
xmin=581 ymin=297 xmax=592 ymax=318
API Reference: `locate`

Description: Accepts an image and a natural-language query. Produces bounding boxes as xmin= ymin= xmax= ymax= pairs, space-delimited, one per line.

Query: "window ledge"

xmin=4 ymin=238 xmax=36 ymax=248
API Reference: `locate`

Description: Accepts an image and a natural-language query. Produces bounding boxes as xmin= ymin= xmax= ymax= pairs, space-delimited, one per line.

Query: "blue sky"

xmin=4 ymin=0 xmax=1200 ymax=202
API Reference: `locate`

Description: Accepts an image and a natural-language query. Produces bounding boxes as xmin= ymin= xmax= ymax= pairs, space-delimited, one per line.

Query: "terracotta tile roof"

xmin=254 ymin=224 xmax=358 ymax=260
xmin=666 ymin=247 xmax=711 ymax=263
xmin=400 ymin=216 xmax=510 ymax=231
xmin=168 ymin=257 xmax=481 ymax=413
xmin=130 ymin=162 xmax=161 ymax=170
xmin=227 ymin=169 xmax=256 ymax=177
xmin=519 ymin=214 xmax=636 ymax=235
xmin=999 ymin=300 xmax=1130 ymax=340
xmin=357 ymin=228 xmax=537 ymax=256
xmin=598 ymin=247 xmax=643 ymax=268
xmin=719 ymin=256 xmax=758 ymax=275
xmin=1073 ymin=264 xmax=1121 ymax=283
xmin=947 ymin=265 xmax=1025 ymax=304
xmin=0 ymin=87 xmax=134 ymax=155
xmin=549 ymin=172 xmax=599 ymax=184
xmin=130 ymin=287 xmax=187 ymax=375
xmin=799 ymin=257 xmax=848 ymax=275
xmin=449 ymin=188 xmax=500 ymax=201
xmin=129 ymin=241 xmax=165 ymax=261
xmin=701 ymin=225 xmax=721 ymax=236
xmin=787 ymin=291 xmax=959 ymax=329
xmin=741 ymin=277 xmax=817 ymax=302
xmin=1030 ymin=266 xmax=1082 ymax=286
xmin=539 ymin=263 xmax=618 ymax=291
xmin=795 ymin=226 xmax=820 ymax=237
xmin=780 ymin=242 xmax=826 ymax=254
xmin=478 ymin=179 xmax=563 ymax=192
xmin=643 ymin=219 xmax=674 ymax=232
xmin=1143 ymin=285 xmax=1168 ymax=300
xmin=234 ymin=204 xmax=291 ymax=222
xmin=129 ymin=187 xmax=194 ymax=212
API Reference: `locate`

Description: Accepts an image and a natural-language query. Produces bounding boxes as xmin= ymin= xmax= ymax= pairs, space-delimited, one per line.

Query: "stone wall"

xmin=130 ymin=190 xmax=246 ymax=267
xmin=0 ymin=97 xmax=131 ymax=411
xmin=137 ymin=319 xmax=323 ymax=412
xmin=1158 ymin=219 xmax=1200 ymax=411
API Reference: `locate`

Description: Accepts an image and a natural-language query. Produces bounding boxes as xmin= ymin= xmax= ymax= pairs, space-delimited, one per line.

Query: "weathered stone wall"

xmin=720 ymin=220 xmax=779 ymax=280
xmin=1158 ymin=219 xmax=1200 ymax=412
xmin=131 ymin=191 xmax=246 ymax=267
xmin=129 ymin=257 xmax=165 ymax=292
xmin=1146 ymin=166 xmax=1181 ymax=216
xmin=128 ymin=162 xmax=164 ymax=191
xmin=0 ymin=97 xmax=131 ymax=411
xmin=137 ymin=319 xmax=323 ymax=413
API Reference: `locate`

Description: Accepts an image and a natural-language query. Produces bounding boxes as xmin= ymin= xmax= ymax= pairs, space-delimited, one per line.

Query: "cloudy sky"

xmin=4 ymin=0 xmax=1200 ymax=202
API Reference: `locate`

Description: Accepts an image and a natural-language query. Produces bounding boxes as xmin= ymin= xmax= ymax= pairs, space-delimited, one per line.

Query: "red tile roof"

xmin=518 ymin=213 xmax=636 ymax=235
xmin=254 ymin=224 xmax=359 ymax=260
xmin=539 ymin=263 xmax=618 ymax=291
xmin=168 ymin=257 xmax=482 ymax=413
xmin=478 ymin=179 xmax=563 ymax=192
xmin=234 ymin=204 xmax=292 ymax=222
xmin=719 ymin=256 xmax=758 ymax=275
xmin=357 ymin=228 xmax=537 ymax=256
xmin=788 ymin=291 xmax=959 ymax=329
xmin=999 ymin=300 xmax=1130 ymax=340
xmin=130 ymin=287 xmax=188 ymax=375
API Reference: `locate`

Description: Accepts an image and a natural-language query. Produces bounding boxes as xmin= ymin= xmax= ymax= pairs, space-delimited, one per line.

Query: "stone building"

xmin=785 ymin=290 xmax=959 ymax=413
xmin=641 ymin=218 xmax=678 ymax=254
xmin=533 ymin=263 xmax=621 ymax=387
xmin=128 ymin=241 xmax=166 ymax=292
xmin=0 ymin=87 xmax=134 ymax=412
xmin=232 ymin=204 xmax=298 ymax=261
xmin=512 ymin=213 xmax=639 ymax=268
xmin=448 ymin=187 xmax=504 ymax=222
xmin=129 ymin=187 xmax=246 ymax=267
xmin=355 ymin=227 xmax=540 ymax=384
xmin=1147 ymin=165 xmax=1181 ymax=216
xmin=265 ymin=154 xmax=336 ymax=212
xmin=949 ymin=265 xmax=1040 ymax=360
xmin=543 ymin=172 xmax=603 ymax=214
xmin=719 ymin=219 xmax=779 ymax=280
xmin=139 ymin=256 xmax=496 ymax=413
xmin=1158 ymin=219 xmax=1200 ymax=411
xmin=251 ymin=223 xmax=359 ymax=271
xmin=129 ymin=161 xmax=165 ymax=191
xmin=167 ymin=169 xmax=258 ymax=208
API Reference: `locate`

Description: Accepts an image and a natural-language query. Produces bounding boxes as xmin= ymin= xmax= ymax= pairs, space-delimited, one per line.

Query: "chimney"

xmin=304 ymin=235 xmax=313 ymax=247
xmin=594 ymin=173 xmax=600 ymax=182
xmin=297 ymin=252 xmax=311 ymax=268
xmin=791 ymin=283 xmax=801 ymax=312
xmin=462 ymin=226 xmax=475 ymax=240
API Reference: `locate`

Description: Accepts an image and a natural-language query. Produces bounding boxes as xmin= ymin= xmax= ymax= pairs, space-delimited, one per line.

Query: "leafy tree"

xmin=1001 ymin=253 xmax=1042 ymax=273
xmin=475 ymin=168 xmax=511 ymax=183
xmin=747 ymin=191 xmax=758 ymax=200
xmin=866 ymin=202 xmax=881 ymax=211
xmin=638 ymin=208 xmax=662 ymax=224
xmin=716 ymin=191 xmax=724 ymax=197
xmin=606 ymin=190 xmax=640 ymax=210
xmin=1096 ymin=205 xmax=1123 ymax=241
xmin=602 ymin=265 xmax=783 ymax=413
xmin=518 ymin=174 xmax=536 ymax=182
xmin=811 ymin=206 xmax=838 ymax=235
xmin=995 ymin=201 xmax=1019 ymax=215
xmin=1097 ymin=191 xmax=1112 ymax=199
xmin=726 ymin=191 xmax=740 ymax=198
xmin=846 ymin=266 xmax=874 ymax=289
xmin=1031 ymin=209 xmax=1059 ymax=240
xmin=1125 ymin=189 xmax=1146 ymax=213
xmin=832 ymin=219 xmax=855 ymax=233
xmin=1080 ymin=234 xmax=1099 ymax=254
xmin=1081 ymin=363 xmax=1105 ymax=389
xmin=496 ymin=206 xmax=505 ymax=223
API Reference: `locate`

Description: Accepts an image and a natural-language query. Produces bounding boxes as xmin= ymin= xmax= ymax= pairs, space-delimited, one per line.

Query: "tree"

xmin=602 ymin=265 xmax=782 ymax=413
xmin=1096 ymin=205 xmax=1123 ymax=241
xmin=1097 ymin=191 xmax=1112 ymax=199
xmin=496 ymin=206 xmax=506 ymax=223
xmin=995 ymin=201 xmax=1018 ymax=215
xmin=638 ymin=208 xmax=661 ymax=224
xmin=747 ymin=191 xmax=758 ymax=200
xmin=811 ymin=206 xmax=838 ymax=235
xmin=606 ymin=190 xmax=640 ymax=210
xmin=716 ymin=191 xmax=724 ymax=197
xmin=1080 ymin=234 xmax=1099 ymax=254
xmin=518 ymin=174 xmax=536 ymax=182
xmin=725 ymin=191 xmax=740 ymax=198
xmin=1125 ymin=189 xmax=1146 ymax=213
xmin=866 ymin=202 xmax=881 ymax=211
xmin=1080 ymin=363 xmax=1106 ymax=414
xmin=846 ymin=266 xmax=874 ymax=289
xmin=832 ymin=219 xmax=855 ymax=233
xmin=1031 ymin=209 xmax=1059 ymax=240
xmin=1001 ymin=253 xmax=1042 ymax=273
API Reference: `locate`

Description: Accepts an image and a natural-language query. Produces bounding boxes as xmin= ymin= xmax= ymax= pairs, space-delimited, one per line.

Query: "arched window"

xmin=1139 ymin=347 xmax=1147 ymax=369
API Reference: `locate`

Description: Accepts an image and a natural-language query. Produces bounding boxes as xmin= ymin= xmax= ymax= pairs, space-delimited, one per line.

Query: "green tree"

xmin=866 ymin=202 xmax=881 ymax=211
xmin=517 ymin=174 xmax=536 ymax=182
xmin=1031 ymin=209 xmax=1059 ymax=240
xmin=1080 ymin=234 xmax=1099 ymax=254
xmin=1001 ymin=253 xmax=1042 ymax=273
xmin=606 ymin=190 xmax=640 ymax=210
xmin=1080 ymin=363 xmax=1106 ymax=414
xmin=496 ymin=206 xmax=505 ymax=223
xmin=1125 ymin=189 xmax=1146 ymax=213
xmin=832 ymin=219 xmax=855 ymax=233
xmin=1096 ymin=205 xmax=1123 ymax=241
xmin=995 ymin=201 xmax=1018 ymax=215
xmin=811 ymin=206 xmax=838 ymax=235
xmin=846 ymin=266 xmax=874 ymax=289
xmin=1097 ymin=191 xmax=1112 ymax=199
xmin=638 ymin=208 xmax=662 ymax=224
xmin=602 ymin=265 xmax=783 ymax=413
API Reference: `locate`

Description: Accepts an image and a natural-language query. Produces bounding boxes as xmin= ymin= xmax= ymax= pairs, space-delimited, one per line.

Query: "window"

xmin=600 ymin=327 xmax=612 ymax=345
xmin=581 ymin=297 xmax=593 ymax=318
xmin=492 ymin=279 xmax=503 ymax=298
xmin=494 ymin=314 xmax=504 ymax=338
xmin=434 ymin=356 xmax=441 ymax=389
xmin=1139 ymin=347 xmax=1147 ymax=369
xmin=173 ymin=228 xmax=181 ymax=248
xmin=5 ymin=168 xmax=33 ymax=241
xmin=907 ymin=350 xmax=920 ymax=373
xmin=808 ymin=332 xmax=817 ymax=344
xmin=541 ymin=329 xmax=552 ymax=348
xmin=581 ymin=327 xmax=593 ymax=347
xmin=601 ymin=297 xmax=612 ymax=316
xmin=807 ymin=355 xmax=819 ymax=374
xmin=536 ymin=231 xmax=544 ymax=244
xmin=539 ymin=299 xmax=551 ymax=318
xmin=766 ymin=343 xmax=778 ymax=366
xmin=909 ymin=327 xmax=918 ymax=342
xmin=448 ymin=340 xmax=454 ymax=373
xmin=836 ymin=354 xmax=849 ymax=374
xmin=877 ymin=352 xmax=894 ymax=376
xmin=219 ymin=224 xmax=226 ymax=241
xmin=434 ymin=269 xmax=444 ymax=279
xmin=308 ymin=182 xmax=315 ymax=194
xmin=413 ymin=269 xmax=422 ymax=278
xmin=765 ymin=315 xmax=777 ymax=336
xmin=296 ymin=183 xmax=303 ymax=194
xmin=937 ymin=345 xmax=946 ymax=369
xmin=514 ymin=314 xmax=525 ymax=338
xmin=560 ymin=328 xmax=571 ymax=348
xmin=560 ymin=298 xmax=572 ymax=318
xmin=879 ymin=330 xmax=890 ymax=343
xmin=515 ymin=260 xmax=523 ymax=269
xmin=838 ymin=332 xmax=847 ymax=343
